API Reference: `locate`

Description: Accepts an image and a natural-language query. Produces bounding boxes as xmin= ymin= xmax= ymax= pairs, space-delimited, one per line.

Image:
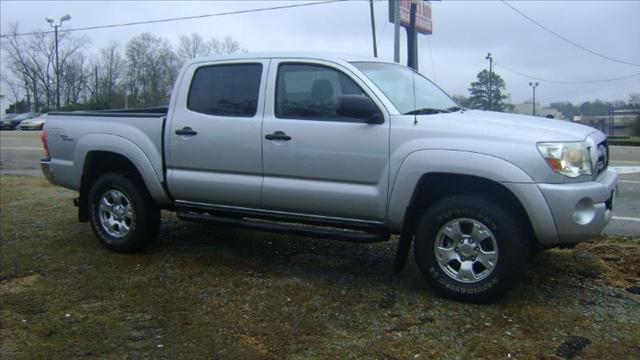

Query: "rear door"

xmin=261 ymin=59 xmax=390 ymax=221
xmin=166 ymin=59 xmax=268 ymax=208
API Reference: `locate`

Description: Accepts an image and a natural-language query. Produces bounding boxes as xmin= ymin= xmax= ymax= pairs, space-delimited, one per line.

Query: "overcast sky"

xmin=1 ymin=0 xmax=639 ymax=106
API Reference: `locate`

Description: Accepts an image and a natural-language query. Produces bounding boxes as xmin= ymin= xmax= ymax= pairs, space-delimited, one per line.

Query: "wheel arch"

xmin=76 ymin=141 xmax=170 ymax=221
xmin=404 ymin=172 xmax=535 ymax=238
xmin=388 ymin=150 xmax=534 ymax=232
xmin=389 ymin=150 xmax=538 ymax=273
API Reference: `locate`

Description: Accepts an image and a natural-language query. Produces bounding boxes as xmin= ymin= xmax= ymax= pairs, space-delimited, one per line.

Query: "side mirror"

xmin=336 ymin=95 xmax=383 ymax=124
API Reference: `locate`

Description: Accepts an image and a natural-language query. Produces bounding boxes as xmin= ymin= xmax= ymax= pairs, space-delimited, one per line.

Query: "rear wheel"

xmin=88 ymin=173 xmax=160 ymax=252
xmin=414 ymin=194 xmax=529 ymax=303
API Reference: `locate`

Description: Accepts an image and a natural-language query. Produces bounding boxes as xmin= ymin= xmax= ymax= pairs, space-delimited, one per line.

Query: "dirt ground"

xmin=1 ymin=175 xmax=639 ymax=359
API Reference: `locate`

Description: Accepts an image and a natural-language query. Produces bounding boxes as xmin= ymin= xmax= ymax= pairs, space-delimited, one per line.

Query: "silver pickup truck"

xmin=41 ymin=53 xmax=617 ymax=302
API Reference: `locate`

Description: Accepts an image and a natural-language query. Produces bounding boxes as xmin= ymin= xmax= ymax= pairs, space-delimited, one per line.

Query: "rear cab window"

xmin=187 ymin=63 xmax=263 ymax=117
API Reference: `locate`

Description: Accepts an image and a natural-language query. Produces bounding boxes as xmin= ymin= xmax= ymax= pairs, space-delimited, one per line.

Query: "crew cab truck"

xmin=41 ymin=53 xmax=618 ymax=302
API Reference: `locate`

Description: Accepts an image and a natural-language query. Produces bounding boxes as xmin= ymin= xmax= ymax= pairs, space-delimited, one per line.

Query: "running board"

xmin=176 ymin=211 xmax=390 ymax=243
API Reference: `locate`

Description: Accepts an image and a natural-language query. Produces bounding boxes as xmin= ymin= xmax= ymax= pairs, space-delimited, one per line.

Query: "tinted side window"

xmin=275 ymin=64 xmax=369 ymax=121
xmin=188 ymin=63 xmax=262 ymax=117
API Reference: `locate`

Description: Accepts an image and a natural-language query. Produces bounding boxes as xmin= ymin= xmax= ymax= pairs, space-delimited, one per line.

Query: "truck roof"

xmin=184 ymin=52 xmax=397 ymax=66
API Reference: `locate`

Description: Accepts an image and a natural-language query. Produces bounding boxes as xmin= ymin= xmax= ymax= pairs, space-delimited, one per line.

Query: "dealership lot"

xmin=1 ymin=130 xmax=638 ymax=236
xmin=0 ymin=175 xmax=639 ymax=358
xmin=0 ymin=130 xmax=638 ymax=358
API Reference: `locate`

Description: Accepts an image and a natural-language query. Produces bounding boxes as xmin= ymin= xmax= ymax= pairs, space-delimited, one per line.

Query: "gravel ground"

xmin=1 ymin=175 xmax=639 ymax=359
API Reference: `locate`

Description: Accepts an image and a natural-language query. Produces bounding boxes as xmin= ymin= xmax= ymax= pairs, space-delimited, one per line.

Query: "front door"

xmin=166 ymin=59 xmax=269 ymax=208
xmin=261 ymin=60 xmax=390 ymax=221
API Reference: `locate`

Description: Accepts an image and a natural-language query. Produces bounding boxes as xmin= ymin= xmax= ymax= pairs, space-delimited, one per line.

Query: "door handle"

xmin=265 ymin=131 xmax=291 ymax=141
xmin=175 ymin=127 xmax=197 ymax=136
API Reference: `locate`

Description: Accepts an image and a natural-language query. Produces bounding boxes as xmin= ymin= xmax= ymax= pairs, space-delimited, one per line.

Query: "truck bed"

xmin=44 ymin=108 xmax=167 ymax=198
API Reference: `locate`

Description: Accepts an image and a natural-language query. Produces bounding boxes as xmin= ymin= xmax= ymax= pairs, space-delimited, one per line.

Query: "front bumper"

xmin=538 ymin=167 xmax=618 ymax=243
xmin=40 ymin=158 xmax=55 ymax=184
xmin=20 ymin=124 xmax=42 ymax=130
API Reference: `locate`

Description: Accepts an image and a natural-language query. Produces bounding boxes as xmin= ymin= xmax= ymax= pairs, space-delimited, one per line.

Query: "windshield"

xmin=352 ymin=62 xmax=459 ymax=115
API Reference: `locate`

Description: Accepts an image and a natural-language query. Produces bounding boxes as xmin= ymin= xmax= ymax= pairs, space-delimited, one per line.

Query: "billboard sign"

xmin=388 ymin=0 xmax=433 ymax=35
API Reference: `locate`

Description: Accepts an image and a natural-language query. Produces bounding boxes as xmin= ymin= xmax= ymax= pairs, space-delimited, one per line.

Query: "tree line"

xmin=1 ymin=25 xmax=245 ymax=113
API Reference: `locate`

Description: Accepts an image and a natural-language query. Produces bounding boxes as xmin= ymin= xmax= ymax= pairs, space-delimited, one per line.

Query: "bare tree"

xmin=2 ymin=24 xmax=44 ymax=111
xmin=96 ymin=42 xmax=126 ymax=108
xmin=125 ymin=33 xmax=179 ymax=107
xmin=1 ymin=72 xmax=22 ymax=112
xmin=177 ymin=33 xmax=210 ymax=61
xmin=1 ymin=23 xmax=89 ymax=111
xmin=61 ymin=52 xmax=92 ymax=105
xmin=210 ymin=36 xmax=246 ymax=55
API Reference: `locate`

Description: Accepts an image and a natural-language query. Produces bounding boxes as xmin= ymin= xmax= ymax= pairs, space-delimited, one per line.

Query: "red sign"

xmin=388 ymin=0 xmax=433 ymax=35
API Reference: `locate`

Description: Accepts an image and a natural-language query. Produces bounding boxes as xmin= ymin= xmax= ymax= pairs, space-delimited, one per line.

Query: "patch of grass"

xmin=1 ymin=175 xmax=639 ymax=358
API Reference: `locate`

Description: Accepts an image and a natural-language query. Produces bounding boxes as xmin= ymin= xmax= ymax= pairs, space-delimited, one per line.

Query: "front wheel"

xmin=88 ymin=173 xmax=160 ymax=253
xmin=414 ymin=194 xmax=529 ymax=303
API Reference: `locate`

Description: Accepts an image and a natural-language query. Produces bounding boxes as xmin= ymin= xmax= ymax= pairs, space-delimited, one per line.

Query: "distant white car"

xmin=20 ymin=114 xmax=47 ymax=130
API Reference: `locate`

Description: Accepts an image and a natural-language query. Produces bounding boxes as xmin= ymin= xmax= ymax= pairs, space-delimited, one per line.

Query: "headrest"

xmin=310 ymin=79 xmax=334 ymax=101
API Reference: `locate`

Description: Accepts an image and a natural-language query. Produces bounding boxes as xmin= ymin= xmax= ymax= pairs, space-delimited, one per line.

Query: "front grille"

xmin=595 ymin=140 xmax=609 ymax=176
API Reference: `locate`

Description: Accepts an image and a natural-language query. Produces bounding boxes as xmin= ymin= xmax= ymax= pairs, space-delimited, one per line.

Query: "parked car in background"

xmin=0 ymin=114 xmax=20 ymax=130
xmin=19 ymin=113 xmax=47 ymax=130
xmin=0 ymin=112 xmax=41 ymax=130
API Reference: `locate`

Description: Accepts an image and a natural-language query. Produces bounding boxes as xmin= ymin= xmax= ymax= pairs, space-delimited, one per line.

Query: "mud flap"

xmin=392 ymin=206 xmax=417 ymax=274
xmin=393 ymin=231 xmax=414 ymax=273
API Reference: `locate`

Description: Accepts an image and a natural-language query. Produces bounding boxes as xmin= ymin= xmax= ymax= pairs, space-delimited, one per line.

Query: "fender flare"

xmin=73 ymin=133 xmax=171 ymax=207
xmin=387 ymin=149 xmax=534 ymax=231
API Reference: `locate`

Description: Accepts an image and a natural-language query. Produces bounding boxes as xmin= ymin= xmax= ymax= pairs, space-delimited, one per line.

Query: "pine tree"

xmin=468 ymin=70 xmax=510 ymax=112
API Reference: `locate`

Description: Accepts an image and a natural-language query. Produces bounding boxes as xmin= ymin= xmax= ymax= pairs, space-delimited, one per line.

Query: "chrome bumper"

xmin=40 ymin=158 xmax=55 ymax=184
xmin=538 ymin=167 xmax=618 ymax=243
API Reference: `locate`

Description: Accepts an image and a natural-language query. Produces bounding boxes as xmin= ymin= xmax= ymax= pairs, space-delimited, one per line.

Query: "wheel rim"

xmin=433 ymin=218 xmax=499 ymax=284
xmin=98 ymin=189 xmax=135 ymax=238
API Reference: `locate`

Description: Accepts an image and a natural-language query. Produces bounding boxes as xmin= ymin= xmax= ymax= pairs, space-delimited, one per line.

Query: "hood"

xmin=430 ymin=110 xmax=596 ymax=143
xmin=405 ymin=109 xmax=604 ymax=183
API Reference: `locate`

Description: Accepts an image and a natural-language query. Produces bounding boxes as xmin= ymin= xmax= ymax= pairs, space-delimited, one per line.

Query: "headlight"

xmin=537 ymin=142 xmax=592 ymax=178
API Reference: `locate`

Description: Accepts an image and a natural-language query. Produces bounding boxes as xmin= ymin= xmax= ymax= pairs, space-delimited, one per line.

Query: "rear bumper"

xmin=40 ymin=158 xmax=55 ymax=184
xmin=538 ymin=168 xmax=618 ymax=243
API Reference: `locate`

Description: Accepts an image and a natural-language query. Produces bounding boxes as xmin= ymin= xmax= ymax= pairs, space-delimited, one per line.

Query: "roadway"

xmin=1 ymin=130 xmax=638 ymax=236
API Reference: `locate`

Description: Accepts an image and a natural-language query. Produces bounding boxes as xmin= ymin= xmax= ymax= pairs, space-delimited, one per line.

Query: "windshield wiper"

xmin=446 ymin=106 xmax=464 ymax=112
xmin=404 ymin=107 xmax=452 ymax=115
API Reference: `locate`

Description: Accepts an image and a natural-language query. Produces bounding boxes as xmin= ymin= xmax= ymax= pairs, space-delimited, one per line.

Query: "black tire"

xmin=414 ymin=194 xmax=529 ymax=303
xmin=88 ymin=172 xmax=160 ymax=253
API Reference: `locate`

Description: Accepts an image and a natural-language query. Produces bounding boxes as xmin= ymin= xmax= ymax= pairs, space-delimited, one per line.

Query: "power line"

xmin=500 ymin=1 xmax=640 ymax=68
xmin=0 ymin=0 xmax=345 ymax=38
xmin=495 ymin=61 xmax=640 ymax=84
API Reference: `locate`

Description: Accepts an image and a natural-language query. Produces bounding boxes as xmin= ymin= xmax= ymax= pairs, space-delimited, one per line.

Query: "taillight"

xmin=41 ymin=130 xmax=50 ymax=160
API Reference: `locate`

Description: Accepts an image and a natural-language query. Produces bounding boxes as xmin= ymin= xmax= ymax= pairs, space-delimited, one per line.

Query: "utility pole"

xmin=393 ymin=0 xmax=400 ymax=63
xmin=485 ymin=52 xmax=493 ymax=111
xmin=369 ymin=0 xmax=377 ymax=57
xmin=95 ymin=65 xmax=99 ymax=105
xmin=46 ymin=14 xmax=71 ymax=110
xmin=406 ymin=2 xmax=418 ymax=70
xmin=529 ymin=82 xmax=539 ymax=116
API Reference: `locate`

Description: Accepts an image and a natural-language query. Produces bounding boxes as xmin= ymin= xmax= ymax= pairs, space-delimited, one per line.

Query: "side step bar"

xmin=177 ymin=211 xmax=390 ymax=243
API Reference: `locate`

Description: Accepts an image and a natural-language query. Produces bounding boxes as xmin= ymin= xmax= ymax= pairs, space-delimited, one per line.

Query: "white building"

xmin=512 ymin=102 xmax=564 ymax=119
xmin=0 ymin=90 xmax=8 ymax=116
